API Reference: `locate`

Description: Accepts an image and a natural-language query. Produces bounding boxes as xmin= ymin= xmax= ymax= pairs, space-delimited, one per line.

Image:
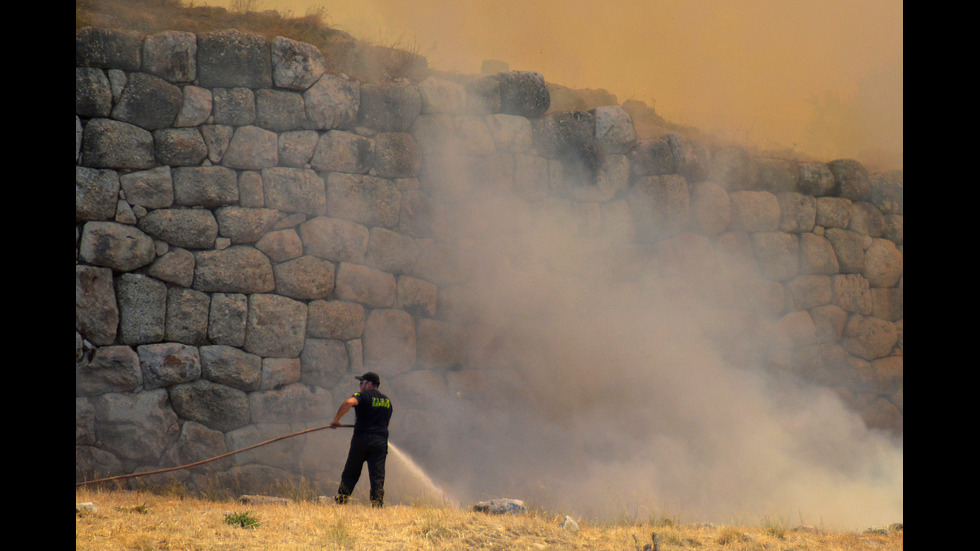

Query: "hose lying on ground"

xmin=76 ymin=424 xmax=354 ymax=487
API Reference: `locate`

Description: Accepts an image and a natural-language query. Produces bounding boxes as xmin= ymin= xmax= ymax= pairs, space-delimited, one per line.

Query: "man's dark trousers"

xmin=336 ymin=433 xmax=388 ymax=506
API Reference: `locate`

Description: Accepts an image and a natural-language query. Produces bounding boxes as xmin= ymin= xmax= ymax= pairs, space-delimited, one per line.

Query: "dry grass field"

xmin=76 ymin=487 xmax=902 ymax=551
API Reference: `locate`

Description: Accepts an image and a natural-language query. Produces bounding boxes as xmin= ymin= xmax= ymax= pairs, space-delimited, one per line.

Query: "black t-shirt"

xmin=351 ymin=388 xmax=392 ymax=438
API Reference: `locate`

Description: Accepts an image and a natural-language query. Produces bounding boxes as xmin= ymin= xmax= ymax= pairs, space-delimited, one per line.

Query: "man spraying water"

xmin=329 ymin=372 xmax=393 ymax=507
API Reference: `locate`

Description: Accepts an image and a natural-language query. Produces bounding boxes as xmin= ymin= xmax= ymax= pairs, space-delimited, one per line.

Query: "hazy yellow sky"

xmin=210 ymin=0 xmax=903 ymax=168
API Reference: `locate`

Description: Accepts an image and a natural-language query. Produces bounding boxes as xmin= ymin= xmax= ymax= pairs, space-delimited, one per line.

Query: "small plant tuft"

xmin=118 ymin=501 xmax=150 ymax=514
xmin=224 ymin=510 xmax=260 ymax=529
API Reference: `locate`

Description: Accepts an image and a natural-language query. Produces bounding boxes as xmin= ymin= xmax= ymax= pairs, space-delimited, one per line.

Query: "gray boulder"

xmin=111 ymin=72 xmax=183 ymax=130
xmin=153 ymin=128 xmax=208 ymax=167
xmin=200 ymin=345 xmax=262 ymax=391
xmin=197 ymin=29 xmax=272 ymax=88
xmin=76 ymin=67 xmax=112 ymax=117
xmin=117 ymin=273 xmax=167 ymax=344
xmin=270 ymin=36 xmax=326 ymax=90
xmin=138 ymin=342 xmax=202 ymax=389
xmin=495 ymin=71 xmax=550 ymax=118
xmin=357 ymin=81 xmax=422 ymax=132
xmin=78 ymin=221 xmax=156 ymax=271
xmin=473 ymin=498 xmax=528 ymax=515
xmin=142 ymin=30 xmax=197 ymax=83
xmin=76 ymin=265 xmax=119 ymax=345
xmin=244 ymin=294 xmax=308 ymax=357
xmin=76 ymin=166 xmax=119 ymax=222
xmin=94 ymin=389 xmax=180 ymax=464
xmin=169 ymin=379 xmax=250 ymax=432
xmin=304 ymin=73 xmax=360 ymax=130
xmin=262 ymin=167 xmax=326 ymax=215
xmin=193 ymin=246 xmax=275 ymax=293
xmin=76 ymin=27 xmax=142 ymax=70
xmin=82 ymin=118 xmax=155 ymax=170
xmin=76 ymin=345 xmax=142 ymax=396
xmin=138 ymin=208 xmax=218 ymax=249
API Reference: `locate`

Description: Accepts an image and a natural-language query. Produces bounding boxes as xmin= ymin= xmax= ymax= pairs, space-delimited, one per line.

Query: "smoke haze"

xmin=195 ymin=0 xmax=901 ymax=528
xmin=381 ymin=188 xmax=904 ymax=530
xmin=212 ymin=0 xmax=903 ymax=170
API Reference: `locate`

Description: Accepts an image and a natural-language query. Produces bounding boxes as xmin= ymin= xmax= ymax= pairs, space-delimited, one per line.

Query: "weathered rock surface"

xmin=76 ymin=29 xmax=904 ymax=491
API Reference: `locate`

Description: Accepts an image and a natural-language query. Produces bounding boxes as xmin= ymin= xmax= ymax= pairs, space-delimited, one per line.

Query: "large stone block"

xmin=688 ymin=181 xmax=731 ymax=236
xmin=244 ymin=294 xmax=307 ymax=358
xmin=196 ymin=29 xmax=272 ymax=88
xmin=76 ymin=345 xmax=142 ymax=396
xmin=79 ymin=221 xmax=156 ymax=272
xmin=300 ymin=337 xmax=350 ymax=389
xmin=117 ymin=274 xmax=167 ymax=345
xmin=629 ymin=174 xmax=690 ymax=239
xmin=728 ymin=190 xmax=780 ymax=232
xmin=799 ymin=233 xmax=840 ymax=275
xmin=222 ymin=126 xmax=278 ymax=169
xmin=94 ymin=389 xmax=179 ymax=464
xmin=364 ymin=227 xmax=421 ymax=274
xmin=262 ymin=167 xmax=326 ymax=215
xmin=300 ymin=216 xmax=369 ymax=263
xmin=76 ymin=27 xmax=142 ymax=70
xmin=212 ymin=87 xmax=255 ymax=126
xmin=373 ymin=132 xmax=421 ymax=178
xmin=173 ymin=166 xmax=239 ymax=207
xmin=824 ymin=228 xmax=867 ymax=274
xmin=214 ymin=206 xmax=283 ymax=244
xmin=494 ymin=71 xmax=550 ymax=118
xmin=307 ymin=300 xmax=365 ymax=340
xmin=200 ymin=345 xmax=262 ymax=392
xmin=76 ymin=67 xmax=112 ymax=118
xmin=593 ymin=105 xmax=637 ymax=155
xmin=247 ymin=383 xmax=334 ymax=424
xmin=828 ymin=158 xmax=871 ymax=201
xmin=208 ymin=293 xmax=248 ymax=347
xmin=863 ymin=238 xmax=903 ymax=288
xmin=142 ymin=30 xmax=197 ymax=83
xmin=274 ymin=255 xmax=336 ymax=300
xmin=255 ymin=89 xmax=309 ymax=132
xmin=137 ymin=342 xmax=202 ymax=389
xmin=169 ymin=379 xmax=250 ymax=431
xmin=363 ymin=308 xmax=416 ymax=374
xmin=81 ymin=118 xmax=155 ymax=170
xmin=357 ymin=81 xmax=422 ymax=131
xmin=111 ymin=72 xmax=183 ymax=130
xmin=843 ymin=314 xmax=898 ymax=360
xmin=270 ymin=36 xmax=326 ymax=91
xmin=76 ymin=265 xmax=119 ymax=346
xmin=154 ymin=128 xmax=208 ymax=167
xmin=776 ymin=191 xmax=816 ymax=232
xmin=326 ymin=173 xmax=402 ymax=228
xmin=831 ymin=273 xmax=872 ymax=315
xmin=193 ymin=246 xmax=275 ymax=293
xmin=334 ymin=262 xmax=396 ymax=307
xmin=165 ymin=287 xmax=210 ymax=345
xmin=138 ymin=208 xmax=218 ymax=249
xmin=76 ymin=166 xmax=119 ymax=222
xmin=304 ymin=73 xmax=360 ymax=130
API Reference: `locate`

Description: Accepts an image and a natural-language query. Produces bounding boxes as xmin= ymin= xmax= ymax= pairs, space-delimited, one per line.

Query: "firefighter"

xmin=329 ymin=372 xmax=393 ymax=507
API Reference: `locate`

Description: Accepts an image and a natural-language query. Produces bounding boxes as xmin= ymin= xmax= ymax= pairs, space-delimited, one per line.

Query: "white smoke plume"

xmin=386 ymin=175 xmax=902 ymax=531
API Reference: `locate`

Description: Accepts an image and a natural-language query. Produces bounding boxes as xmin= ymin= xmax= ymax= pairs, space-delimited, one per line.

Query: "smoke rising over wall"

xmin=222 ymin=0 xmax=903 ymax=170
xmin=383 ymin=167 xmax=903 ymax=529
xmin=76 ymin=1 xmax=901 ymax=528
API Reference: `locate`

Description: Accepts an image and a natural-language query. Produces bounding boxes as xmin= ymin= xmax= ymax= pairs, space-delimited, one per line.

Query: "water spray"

xmin=388 ymin=441 xmax=459 ymax=506
xmin=75 ymin=424 xmax=355 ymax=487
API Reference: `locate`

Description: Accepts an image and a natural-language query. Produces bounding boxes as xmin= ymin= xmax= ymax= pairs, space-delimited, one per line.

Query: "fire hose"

xmin=76 ymin=424 xmax=355 ymax=487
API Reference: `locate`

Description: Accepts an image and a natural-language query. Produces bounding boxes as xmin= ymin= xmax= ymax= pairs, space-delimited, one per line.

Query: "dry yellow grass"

xmin=76 ymin=487 xmax=902 ymax=551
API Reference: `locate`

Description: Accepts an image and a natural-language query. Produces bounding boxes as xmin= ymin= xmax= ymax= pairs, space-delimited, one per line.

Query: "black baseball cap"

xmin=355 ymin=372 xmax=380 ymax=386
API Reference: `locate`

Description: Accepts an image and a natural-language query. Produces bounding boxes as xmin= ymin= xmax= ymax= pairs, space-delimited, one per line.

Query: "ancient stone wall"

xmin=75 ymin=27 xmax=903 ymax=493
